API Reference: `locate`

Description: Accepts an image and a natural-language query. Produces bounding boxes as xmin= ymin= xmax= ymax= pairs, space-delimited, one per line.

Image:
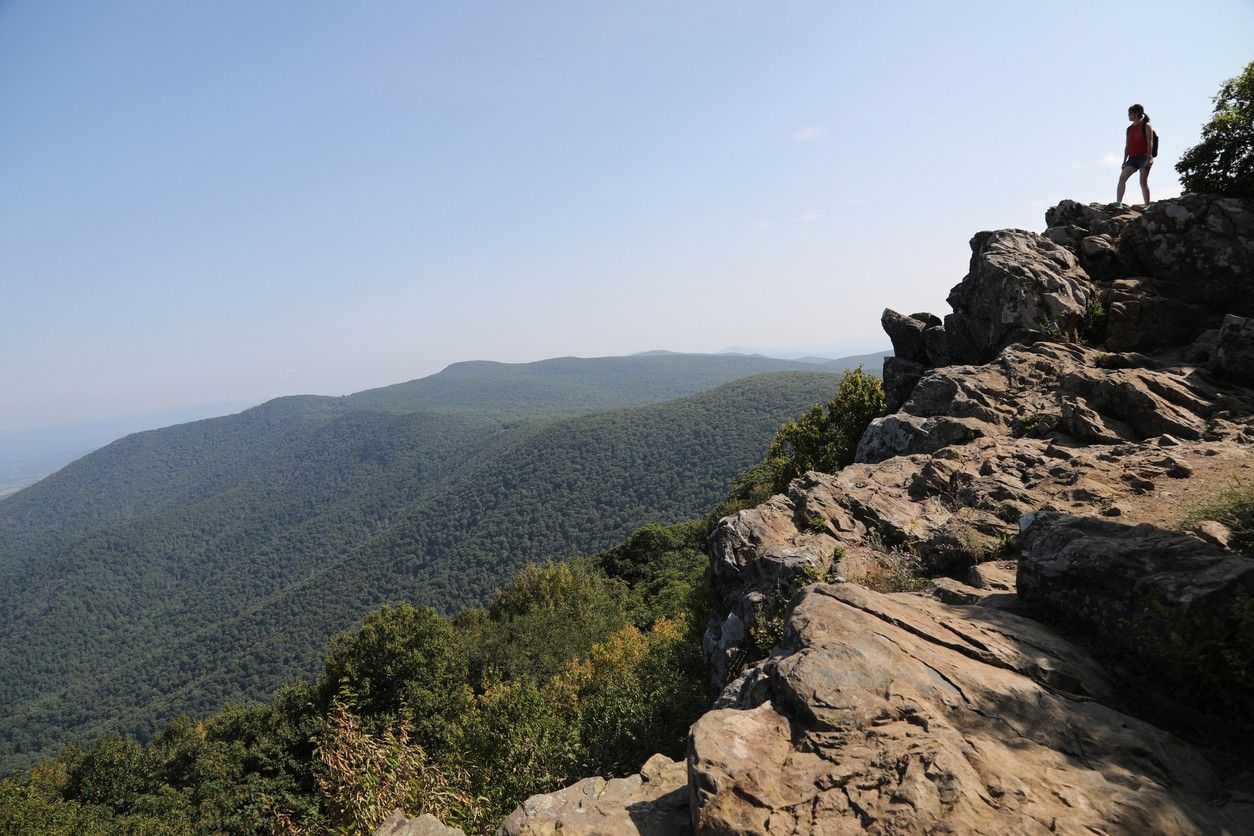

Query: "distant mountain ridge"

xmin=0 ymin=351 xmax=880 ymax=772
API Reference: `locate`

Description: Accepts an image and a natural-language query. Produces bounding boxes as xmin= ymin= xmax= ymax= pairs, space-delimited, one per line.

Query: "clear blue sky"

xmin=2 ymin=0 xmax=1251 ymax=431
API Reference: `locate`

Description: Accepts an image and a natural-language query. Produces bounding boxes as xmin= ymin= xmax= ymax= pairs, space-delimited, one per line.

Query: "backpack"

xmin=1149 ymin=125 xmax=1160 ymax=158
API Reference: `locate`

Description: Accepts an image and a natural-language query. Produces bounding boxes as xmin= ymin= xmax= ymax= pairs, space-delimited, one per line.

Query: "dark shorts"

xmin=1124 ymin=155 xmax=1150 ymax=171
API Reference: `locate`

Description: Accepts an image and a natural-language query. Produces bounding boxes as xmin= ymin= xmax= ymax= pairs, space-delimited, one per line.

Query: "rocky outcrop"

xmin=944 ymin=229 xmax=1094 ymax=364
xmin=880 ymin=310 xmax=943 ymax=411
xmin=884 ymin=195 xmax=1254 ymax=412
xmin=375 ymin=810 xmax=465 ymax=836
xmin=505 ymin=195 xmax=1254 ymax=834
xmin=1215 ymin=314 xmax=1254 ymax=385
xmin=1120 ymin=195 xmax=1254 ymax=314
xmin=703 ymin=326 xmax=1251 ymax=690
xmin=1017 ymin=511 xmax=1254 ymax=715
xmin=497 ymin=755 xmax=688 ymax=836
xmin=1100 ymin=277 xmax=1216 ymax=351
xmin=692 ymin=583 xmax=1249 ymax=834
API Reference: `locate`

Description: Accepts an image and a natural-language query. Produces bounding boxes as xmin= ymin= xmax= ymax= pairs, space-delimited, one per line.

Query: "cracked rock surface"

xmin=691 ymin=583 xmax=1250 ymax=835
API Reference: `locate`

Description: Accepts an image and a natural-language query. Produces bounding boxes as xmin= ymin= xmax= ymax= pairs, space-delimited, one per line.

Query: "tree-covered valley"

xmin=0 ymin=365 xmax=890 ymax=834
xmin=0 ymin=352 xmax=882 ymax=775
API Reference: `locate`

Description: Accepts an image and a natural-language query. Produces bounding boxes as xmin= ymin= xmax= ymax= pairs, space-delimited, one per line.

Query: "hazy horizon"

xmin=0 ymin=345 xmax=889 ymax=494
xmin=0 ymin=342 xmax=886 ymax=435
xmin=3 ymin=0 xmax=1251 ymax=432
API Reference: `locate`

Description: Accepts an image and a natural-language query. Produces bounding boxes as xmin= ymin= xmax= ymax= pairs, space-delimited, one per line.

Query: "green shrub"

xmin=767 ymin=368 xmax=887 ymax=492
xmin=464 ymin=562 xmax=632 ymax=687
xmin=1177 ymin=61 xmax=1254 ymax=198
xmin=309 ymin=703 xmax=483 ymax=835
xmin=550 ymin=617 xmax=706 ymax=778
xmin=453 ymin=680 xmax=579 ymax=826
xmin=1141 ymin=592 xmax=1254 ymax=734
xmin=1081 ymin=298 xmax=1108 ymax=345
xmin=317 ymin=605 xmax=469 ymax=752
xmin=862 ymin=547 xmax=927 ymax=593
xmin=1016 ymin=412 xmax=1060 ymax=438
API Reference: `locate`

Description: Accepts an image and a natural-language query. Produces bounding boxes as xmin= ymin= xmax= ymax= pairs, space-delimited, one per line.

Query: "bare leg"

xmin=1116 ymin=166 xmax=1135 ymax=203
xmin=1139 ymin=167 xmax=1151 ymax=205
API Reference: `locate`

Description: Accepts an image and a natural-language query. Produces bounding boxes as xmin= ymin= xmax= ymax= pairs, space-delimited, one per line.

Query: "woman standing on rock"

xmin=1116 ymin=104 xmax=1154 ymax=206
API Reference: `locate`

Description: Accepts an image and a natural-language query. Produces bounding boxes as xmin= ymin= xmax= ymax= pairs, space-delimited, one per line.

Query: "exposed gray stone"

xmin=375 ymin=810 xmax=464 ymax=836
xmin=1120 ymin=195 xmax=1254 ymax=315
xmin=1080 ymin=233 xmax=1131 ymax=281
xmin=497 ymin=754 xmax=688 ymax=836
xmin=1214 ymin=314 xmax=1254 ymax=386
xmin=945 ymin=229 xmax=1095 ymax=363
xmin=1017 ymin=512 xmax=1254 ymax=699
xmin=881 ymin=355 xmax=927 ymax=413
xmin=880 ymin=308 xmax=936 ymax=364
xmin=1100 ymin=278 xmax=1218 ymax=352
xmin=854 ymin=412 xmax=985 ymax=464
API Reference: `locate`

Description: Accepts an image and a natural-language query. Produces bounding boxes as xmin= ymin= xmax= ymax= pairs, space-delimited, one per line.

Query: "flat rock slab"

xmin=692 ymin=583 xmax=1248 ymax=834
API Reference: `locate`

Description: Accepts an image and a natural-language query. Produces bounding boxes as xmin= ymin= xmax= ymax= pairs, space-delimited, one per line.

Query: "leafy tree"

xmin=453 ymin=680 xmax=580 ymax=824
xmin=549 ymin=617 xmax=706 ymax=777
xmin=461 ymin=562 xmax=633 ymax=687
xmin=1177 ymin=61 xmax=1254 ymax=198
xmin=766 ymin=368 xmax=887 ymax=491
xmin=595 ymin=520 xmax=707 ymax=625
xmin=62 ymin=735 xmax=153 ymax=813
xmin=317 ymin=605 xmax=469 ymax=752
xmin=0 ymin=761 xmax=117 ymax=836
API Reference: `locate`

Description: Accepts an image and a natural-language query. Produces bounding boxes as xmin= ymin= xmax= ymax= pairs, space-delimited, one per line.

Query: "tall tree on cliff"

xmin=1177 ymin=61 xmax=1254 ymax=198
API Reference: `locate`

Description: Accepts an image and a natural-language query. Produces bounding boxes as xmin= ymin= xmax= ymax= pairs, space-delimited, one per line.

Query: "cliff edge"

xmin=495 ymin=195 xmax=1254 ymax=834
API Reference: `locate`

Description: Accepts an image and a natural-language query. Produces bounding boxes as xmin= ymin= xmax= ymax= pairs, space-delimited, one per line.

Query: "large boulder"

xmin=1214 ymin=314 xmax=1254 ymax=386
xmin=1120 ymin=195 xmax=1254 ymax=315
xmin=880 ymin=309 xmax=939 ymax=364
xmin=855 ymin=412 xmax=985 ymax=464
xmin=1060 ymin=366 xmax=1214 ymax=440
xmin=1016 ymin=512 xmax=1254 ymax=719
xmin=881 ymin=355 xmax=928 ymax=413
xmin=944 ymin=230 xmax=1095 ymax=363
xmin=1045 ymin=199 xmax=1145 ymax=239
xmin=1079 ymin=233 xmax=1132 ymax=281
xmin=375 ymin=811 xmax=464 ymax=836
xmin=1098 ymin=278 xmax=1218 ymax=352
xmin=880 ymin=309 xmax=947 ymax=410
xmin=690 ymin=583 xmax=1247 ymax=834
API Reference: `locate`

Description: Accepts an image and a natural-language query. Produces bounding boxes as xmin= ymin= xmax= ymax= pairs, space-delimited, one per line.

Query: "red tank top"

xmin=1126 ymin=121 xmax=1149 ymax=157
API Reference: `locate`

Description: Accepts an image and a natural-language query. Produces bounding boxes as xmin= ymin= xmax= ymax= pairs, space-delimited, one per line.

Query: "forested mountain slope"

xmin=342 ymin=352 xmax=875 ymax=414
xmin=0 ymin=366 xmax=862 ymax=772
xmin=1 ymin=353 xmax=877 ymax=562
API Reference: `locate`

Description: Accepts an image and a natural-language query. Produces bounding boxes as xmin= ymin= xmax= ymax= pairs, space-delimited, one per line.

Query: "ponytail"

xmin=1129 ymin=103 xmax=1150 ymax=123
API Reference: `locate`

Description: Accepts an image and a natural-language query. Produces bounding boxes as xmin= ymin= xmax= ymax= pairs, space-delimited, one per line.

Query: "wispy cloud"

xmin=795 ymin=210 xmax=821 ymax=223
xmin=792 ymin=126 xmax=824 ymax=141
xmin=1098 ymin=153 xmax=1122 ymax=168
xmin=752 ymin=220 xmax=775 ymax=232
